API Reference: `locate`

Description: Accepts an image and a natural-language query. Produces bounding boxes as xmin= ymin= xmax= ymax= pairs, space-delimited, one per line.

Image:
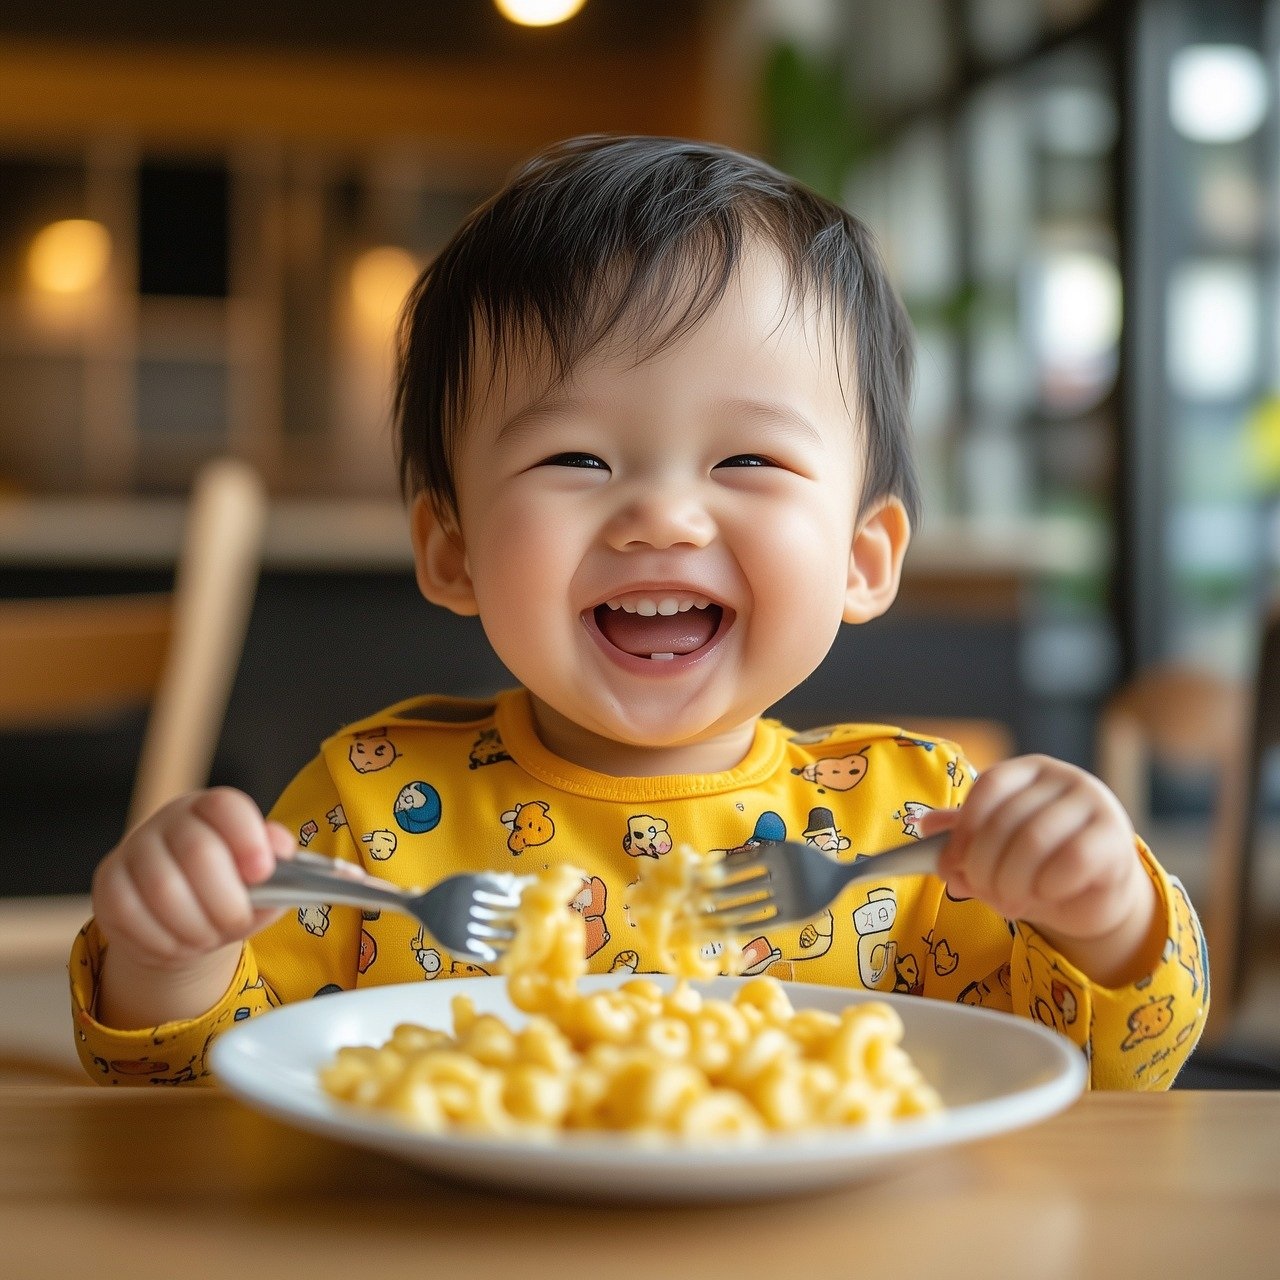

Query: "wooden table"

xmin=2 ymin=1087 xmax=1275 ymax=1279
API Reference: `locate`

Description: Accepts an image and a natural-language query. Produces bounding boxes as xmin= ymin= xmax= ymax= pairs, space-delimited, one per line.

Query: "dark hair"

xmin=395 ymin=134 xmax=919 ymax=527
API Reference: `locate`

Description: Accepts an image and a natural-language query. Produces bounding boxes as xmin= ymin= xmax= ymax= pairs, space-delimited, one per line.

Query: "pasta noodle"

xmin=319 ymin=850 xmax=943 ymax=1140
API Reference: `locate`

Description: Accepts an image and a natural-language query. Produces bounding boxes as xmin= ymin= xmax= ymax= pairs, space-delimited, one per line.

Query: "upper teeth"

xmin=604 ymin=595 xmax=712 ymax=615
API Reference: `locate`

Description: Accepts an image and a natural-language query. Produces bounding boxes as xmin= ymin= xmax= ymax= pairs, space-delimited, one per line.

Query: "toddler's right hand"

xmin=92 ymin=787 xmax=296 ymax=973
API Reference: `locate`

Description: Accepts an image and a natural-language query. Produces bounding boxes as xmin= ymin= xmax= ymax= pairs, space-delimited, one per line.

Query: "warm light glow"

xmin=494 ymin=0 xmax=587 ymax=27
xmin=349 ymin=246 xmax=420 ymax=333
xmin=27 ymin=219 xmax=111 ymax=294
xmin=1170 ymin=45 xmax=1268 ymax=143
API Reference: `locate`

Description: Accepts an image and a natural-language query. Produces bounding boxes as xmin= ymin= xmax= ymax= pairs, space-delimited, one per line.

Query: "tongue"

xmin=595 ymin=605 xmax=720 ymax=657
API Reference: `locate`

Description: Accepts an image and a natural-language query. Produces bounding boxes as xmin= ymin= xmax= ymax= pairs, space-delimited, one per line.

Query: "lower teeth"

xmin=650 ymin=653 xmax=675 ymax=661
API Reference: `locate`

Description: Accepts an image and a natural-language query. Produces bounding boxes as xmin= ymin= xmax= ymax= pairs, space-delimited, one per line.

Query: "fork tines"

xmin=694 ymin=857 xmax=777 ymax=932
xmin=461 ymin=873 xmax=527 ymax=961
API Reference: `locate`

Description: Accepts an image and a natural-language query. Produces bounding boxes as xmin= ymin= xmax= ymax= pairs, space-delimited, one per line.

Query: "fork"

xmin=248 ymin=852 xmax=529 ymax=964
xmin=697 ymin=831 xmax=950 ymax=933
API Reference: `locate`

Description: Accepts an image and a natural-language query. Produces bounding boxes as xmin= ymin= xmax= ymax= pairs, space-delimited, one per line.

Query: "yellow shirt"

xmin=70 ymin=688 xmax=1209 ymax=1089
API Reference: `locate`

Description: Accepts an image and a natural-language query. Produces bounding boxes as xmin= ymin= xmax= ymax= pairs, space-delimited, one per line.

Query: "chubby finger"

xmin=956 ymin=776 xmax=1071 ymax=902
xmin=1032 ymin=817 xmax=1130 ymax=906
xmin=265 ymin=820 xmax=296 ymax=861
xmin=946 ymin=756 xmax=1053 ymax=848
xmin=912 ymin=806 xmax=961 ymax=839
xmin=187 ymin=788 xmax=277 ymax=885
xmin=164 ymin=818 xmax=263 ymax=941
xmin=92 ymin=856 xmax=188 ymax=964
xmin=986 ymin=791 xmax=1097 ymax=917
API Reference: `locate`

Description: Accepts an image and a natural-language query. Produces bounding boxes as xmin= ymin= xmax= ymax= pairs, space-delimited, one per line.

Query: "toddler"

xmin=73 ymin=135 xmax=1208 ymax=1089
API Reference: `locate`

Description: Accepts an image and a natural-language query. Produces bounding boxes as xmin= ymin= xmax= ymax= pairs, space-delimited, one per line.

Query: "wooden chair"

xmin=0 ymin=457 xmax=266 ymax=1082
xmin=1199 ymin=602 xmax=1280 ymax=1045
xmin=0 ymin=456 xmax=267 ymax=830
xmin=1095 ymin=658 xmax=1255 ymax=1045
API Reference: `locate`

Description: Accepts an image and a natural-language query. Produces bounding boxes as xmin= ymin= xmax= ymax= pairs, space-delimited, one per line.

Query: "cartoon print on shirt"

xmin=468 ymin=726 xmax=512 ymax=769
xmin=738 ymin=935 xmax=785 ymax=975
xmin=959 ymin=961 xmax=1013 ymax=1009
xmin=893 ymin=951 xmax=924 ymax=995
xmin=1052 ymin=979 xmax=1079 ymax=1026
xmin=610 ymin=949 xmax=640 ymax=973
xmin=1121 ymin=994 xmax=1175 ymax=1051
xmin=745 ymin=810 xmax=786 ymax=845
xmin=623 ymin=814 xmax=673 ymax=859
xmin=921 ymin=929 xmax=960 ymax=977
xmin=796 ymin=910 xmax=834 ymax=958
xmin=1169 ymin=879 xmax=1206 ymax=999
xmin=348 ymin=727 xmax=399 ymax=773
xmin=947 ymin=758 xmax=976 ymax=789
xmin=1022 ymin=938 xmax=1084 ymax=1037
xmin=358 ymin=928 xmax=377 ymax=974
xmin=501 ymin=800 xmax=555 ymax=854
xmin=852 ymin=886 xmax=898 ymax=989
xmin=791 ymin=751 xmax=868 ymax=793
xmin=361 ymin=829 xmax=397 ymax=861
xmin=570 ymin=874 xmax=610 ymax=958
xmin=802 ymin=806 xmax=850 ymax=854
xmin=410 ymin=930 xmax=490 ymax=980
xmin=393 ymin=781 xmax=442 ymax=834
xmin=893 ymin=735 xmax=936 ymax=751
xmin=326 ymin=804 xmax=347 ymax=831
xmin=298 ymin=904 xmax=329 ymax=936
xmin=709 ymin=811 xmax=786 ymax=863
xmin=298 ymin=819 xmax=319 ymax=847
xmin=894 ymin=801 xmax=934 ymax=839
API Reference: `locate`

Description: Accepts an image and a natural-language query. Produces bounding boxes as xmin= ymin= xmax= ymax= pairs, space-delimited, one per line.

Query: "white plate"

xmin=211 ymin=974 xmax=1086 ymax=1203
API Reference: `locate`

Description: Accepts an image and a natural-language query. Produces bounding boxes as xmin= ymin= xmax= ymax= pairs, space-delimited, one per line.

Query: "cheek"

xmin=735 ymin=506 xmax=852 ymax=618
xmin=466 ymin=503 xmax=581 ymax=626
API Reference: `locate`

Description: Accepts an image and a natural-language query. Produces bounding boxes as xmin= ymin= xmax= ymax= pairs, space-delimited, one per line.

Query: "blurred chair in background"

xmin=0 ymin=456 xmax=267 ymax=830
xmin=0 ymin=456 xmax=266 ymax=1082
xmin=1096 ymin=656 xmax=1260 ymax=1051
xmin=1096 ymin=663 xmax=1245 ymax=837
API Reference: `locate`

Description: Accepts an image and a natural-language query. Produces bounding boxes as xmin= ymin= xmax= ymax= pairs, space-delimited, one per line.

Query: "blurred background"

xmin=0 ymin=0 xmax=1276 ymax=919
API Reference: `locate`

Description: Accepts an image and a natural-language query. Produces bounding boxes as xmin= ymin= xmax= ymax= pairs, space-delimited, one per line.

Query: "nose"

xmin=602 ymin=482 xmax=716 ymax=551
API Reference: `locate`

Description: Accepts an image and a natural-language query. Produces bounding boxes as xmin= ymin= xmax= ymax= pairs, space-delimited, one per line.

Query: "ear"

xmin=409 ymin=493 xmax=480 ymax=617
xmin=843 ymin=496 xmax=911 ymax=624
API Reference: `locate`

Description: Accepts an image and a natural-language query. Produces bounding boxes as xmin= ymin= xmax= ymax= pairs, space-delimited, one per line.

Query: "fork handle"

xmin=248 ymin=851 xmax=412 ymax=914
xmin=837 ymin=830 xmax=948 ymax=889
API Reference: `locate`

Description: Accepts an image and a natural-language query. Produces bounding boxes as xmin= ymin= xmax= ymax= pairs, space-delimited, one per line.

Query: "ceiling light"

xmin=350 ymin=246 xmax=420 ymax=332
xmin=494 ymin=0 xmax=587 ymax=27
xmin=27 ymin=219 xmax=111 ymax=294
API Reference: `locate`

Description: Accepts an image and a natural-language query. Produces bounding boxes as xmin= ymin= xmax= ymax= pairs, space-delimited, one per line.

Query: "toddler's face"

xmin=417 ymin=244 xmax=905 ymax=769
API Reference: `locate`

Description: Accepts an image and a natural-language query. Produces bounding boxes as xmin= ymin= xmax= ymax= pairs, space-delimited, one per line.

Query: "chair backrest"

xmin=0 ymin=457 xmax=267 ymax=832
xmin=1202 ymin=600 xmax=1280 ymax=1043
xmin=1096 ymin=662 xmax=1245 ymax=833
xmin=1095 ymin=656 xmax=1259 ymax=1047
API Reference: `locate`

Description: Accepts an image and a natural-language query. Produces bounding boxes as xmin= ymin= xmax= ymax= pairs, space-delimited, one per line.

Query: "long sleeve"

xmin=917 ymin=743 xmax=1209 ymax=1089
xmin=69 ymin=753 xmax=362 ymax=1086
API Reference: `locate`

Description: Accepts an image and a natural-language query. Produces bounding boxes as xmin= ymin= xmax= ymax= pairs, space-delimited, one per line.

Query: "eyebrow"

xmin=494 ymin=394 xmax=826 ymax=446
xmin=717 ymin=397 xmax=825 ymax=445
xmin=494 ymin=392 xmax=583 ymax=445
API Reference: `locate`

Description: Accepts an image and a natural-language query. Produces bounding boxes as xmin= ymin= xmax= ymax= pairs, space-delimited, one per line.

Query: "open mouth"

xmin=588 ymin=593 xmax=729 ymax=664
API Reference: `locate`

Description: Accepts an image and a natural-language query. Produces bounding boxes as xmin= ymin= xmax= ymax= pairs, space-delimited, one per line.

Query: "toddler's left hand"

xmin=915 ymin=754 xmax=1149 ymax=949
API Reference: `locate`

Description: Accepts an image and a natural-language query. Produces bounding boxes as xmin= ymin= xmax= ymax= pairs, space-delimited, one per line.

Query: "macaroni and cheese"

xmin=319 ymin=852 xmax=942 ymax=1140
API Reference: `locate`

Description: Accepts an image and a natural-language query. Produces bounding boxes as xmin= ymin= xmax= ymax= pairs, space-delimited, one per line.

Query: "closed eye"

xmin=714 ymin=454 xmax=774 ymax=468
xmin=540 ymin=452 xmax=609 ymax=470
